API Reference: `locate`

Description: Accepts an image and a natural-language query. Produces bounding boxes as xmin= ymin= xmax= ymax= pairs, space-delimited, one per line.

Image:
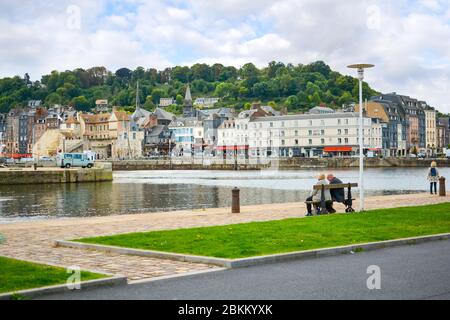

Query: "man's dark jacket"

xmin=330 ymin=177 xmax=345 ymax=203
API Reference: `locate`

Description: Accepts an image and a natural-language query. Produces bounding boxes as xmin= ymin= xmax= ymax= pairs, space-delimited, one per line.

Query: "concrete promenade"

xmin=0 ymin=193 xmax=449 ymax=282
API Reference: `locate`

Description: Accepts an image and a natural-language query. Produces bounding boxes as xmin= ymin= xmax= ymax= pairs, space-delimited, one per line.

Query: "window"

xmin=321 ymin=139 xmax=325 ymax=144
xmin=295 ymin=130 xmax=298 ymax=136
xmin=338 ymin=138 xmax=342 ymax=144
xmin=309 ymin=139 xmax=312 ymax=145
xmin=281 ymin=140 xmax=285 ymax=146
xmin=295 ymin=139 xmax=299 ymax=145
xmin=338 ymin=129 xmax=342 ymax=135
xmin=270 ymin=122 xmax=273 ymax=127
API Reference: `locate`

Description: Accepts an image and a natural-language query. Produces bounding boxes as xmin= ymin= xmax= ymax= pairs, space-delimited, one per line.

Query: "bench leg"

xmin=346 ymin=206 xmax=355 ymax=213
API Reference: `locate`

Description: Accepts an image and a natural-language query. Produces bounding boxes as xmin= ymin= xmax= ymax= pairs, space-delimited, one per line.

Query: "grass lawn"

xmin=77 ymin=203 xmax=450 ymax=259
xmin=0 ymin=256 xmax=106 ymax=294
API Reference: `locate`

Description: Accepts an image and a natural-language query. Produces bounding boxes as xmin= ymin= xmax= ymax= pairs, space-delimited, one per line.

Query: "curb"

xmin=55 ymin=233 xmax=450 ymax=269
xmin=55 ymin=240 xmax=232 ymax=267
xmin=0 ymin=276 xmax=127 ymax=300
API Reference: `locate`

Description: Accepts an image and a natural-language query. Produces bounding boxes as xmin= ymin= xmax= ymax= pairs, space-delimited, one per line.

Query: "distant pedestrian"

xmin=427 ymin=161 xmax=440 ymax=195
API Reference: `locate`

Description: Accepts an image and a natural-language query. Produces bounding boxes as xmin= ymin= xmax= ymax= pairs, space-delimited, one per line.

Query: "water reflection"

xmin=0 ymin=167 xmax=448 ymax=221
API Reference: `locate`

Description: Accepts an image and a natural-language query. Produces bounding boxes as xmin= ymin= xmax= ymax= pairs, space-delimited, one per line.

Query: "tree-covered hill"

xmin=0 ymin=61 xmax=379 ymax=115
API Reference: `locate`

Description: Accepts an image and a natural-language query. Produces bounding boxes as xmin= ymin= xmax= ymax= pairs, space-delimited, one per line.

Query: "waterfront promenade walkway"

xmin=0 ymin=193 xmax=448 ymax=282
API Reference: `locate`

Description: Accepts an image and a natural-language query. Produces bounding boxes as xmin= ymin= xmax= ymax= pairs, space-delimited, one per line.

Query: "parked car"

xmin=19 ymin=157 xmax=35 ymax=163
xmin=57 ymin=153 xmax=94 ymax=169
xmin=446 ymin=149 xmax=450 ymax=159
xmin=320 ymin=153 xmax=333 ymax=158
xmin=39 ymin=156 xmax=54 ymax=161
xmin=417 ymin=153 xmax=426 ymax=159
xmin=409 ymin=154 xmax=417 ymax=158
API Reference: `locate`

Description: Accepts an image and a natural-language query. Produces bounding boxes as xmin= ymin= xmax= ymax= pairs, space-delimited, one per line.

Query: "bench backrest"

xmin=313 ymin=183 xmax=358 ymax=190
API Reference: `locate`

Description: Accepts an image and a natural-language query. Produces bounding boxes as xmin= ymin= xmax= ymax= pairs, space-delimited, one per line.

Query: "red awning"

xmin=0 ymin=153 xmax=33 ymax=159
xmin=324 ymin=146 xmax=353 ymax=152
xmin=215 ymin=145 xmax=249 ymax=151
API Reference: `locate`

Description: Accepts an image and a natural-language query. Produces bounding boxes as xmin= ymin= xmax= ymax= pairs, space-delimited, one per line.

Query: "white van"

xmin=57 ymin=153 xmax=94 ymax=169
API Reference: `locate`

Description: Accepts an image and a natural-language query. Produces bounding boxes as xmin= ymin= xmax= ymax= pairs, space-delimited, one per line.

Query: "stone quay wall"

xmin=106 ymin=158 xmax=450 ymax=171
xmin=0 ymin=165 xmax=113 ymax=185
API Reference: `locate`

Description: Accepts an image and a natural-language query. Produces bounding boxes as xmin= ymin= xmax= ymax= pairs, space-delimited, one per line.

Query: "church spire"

xmin=183 ymin=84 xmax=195 ymax=118
xmin=184 ymin=83 xmax=192 ymax=103
xmin=135 ymin=80 xmax=140 ymax=110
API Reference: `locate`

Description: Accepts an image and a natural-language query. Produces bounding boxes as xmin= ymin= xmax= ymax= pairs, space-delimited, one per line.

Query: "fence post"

xmin=439 ymin=177 xmax=446 ymax=197
xmin=232 ymin=187 xmax=240 ymax=213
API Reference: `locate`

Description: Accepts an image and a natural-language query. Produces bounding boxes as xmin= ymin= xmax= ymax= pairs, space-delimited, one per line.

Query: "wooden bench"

xmin=305 ymin=183 xmax=358 ymax=215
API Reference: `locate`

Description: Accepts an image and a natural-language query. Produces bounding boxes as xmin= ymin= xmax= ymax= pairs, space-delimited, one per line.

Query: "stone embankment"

xmin=106 ymin=158 xmax=450 ymax=171
xmin=0 ymin=163 xmax=113 ymax=185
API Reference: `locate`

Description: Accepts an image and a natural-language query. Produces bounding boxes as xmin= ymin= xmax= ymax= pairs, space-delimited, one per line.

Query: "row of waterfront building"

xmin=0 ymin=85 xmax=449 ymax=160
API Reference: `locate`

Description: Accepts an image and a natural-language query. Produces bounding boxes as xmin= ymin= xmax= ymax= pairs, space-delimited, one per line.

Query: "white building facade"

xmin=424 ymin=109 xmax=437 ymax=155
xmin=218 ymin=113 xmax=375 ymax=158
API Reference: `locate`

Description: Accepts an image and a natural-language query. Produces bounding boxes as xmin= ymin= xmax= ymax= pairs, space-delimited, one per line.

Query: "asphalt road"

xmin=40 ymin=240 xmax=450 ymax=300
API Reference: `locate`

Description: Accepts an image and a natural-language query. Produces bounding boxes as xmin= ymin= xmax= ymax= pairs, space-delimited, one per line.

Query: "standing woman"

xmin=427 ymin=161 xmax=440 ymax=195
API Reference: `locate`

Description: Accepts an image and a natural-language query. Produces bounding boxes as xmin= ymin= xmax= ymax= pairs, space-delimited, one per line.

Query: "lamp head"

xmin=347 ymin=64 xmax=375 ymax=81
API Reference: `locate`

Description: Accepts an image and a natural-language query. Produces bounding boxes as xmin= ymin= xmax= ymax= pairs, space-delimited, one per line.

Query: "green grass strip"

xmin=0 ymin=256 xmax=106 ymax=294
xmin=77 ymin=203 xmax=450 ymax=259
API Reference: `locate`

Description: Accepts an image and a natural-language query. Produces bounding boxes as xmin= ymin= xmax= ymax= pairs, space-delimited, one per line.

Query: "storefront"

xmin=216 ymin=145 xmax=249 ymax=159
xmin=323 ymin=146 xmax=354 ymax=157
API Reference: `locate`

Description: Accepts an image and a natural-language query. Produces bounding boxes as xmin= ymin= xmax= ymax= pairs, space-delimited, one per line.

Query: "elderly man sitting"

xmin=305 ymin=173 xmax=332 ymax=216
xmin=326 ymin=174 xmax=345 ymax=213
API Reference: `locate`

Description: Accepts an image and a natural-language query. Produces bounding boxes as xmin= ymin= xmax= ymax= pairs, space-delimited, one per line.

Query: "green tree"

xmin=285 ymin=95 xmax=300 ymax=110
xmin=143 ymin=96 xmax=155 ymax=110
xmin=176 ymin=94 xmax=184 ymax=105
xmin=71 ymin=96 xmax=91 ymax=111
xmin=45 ymin=93 xmax=62 ymax=106
xmin=171 ymin=66 xmax=190 ymax=83
xmin=252 ymin=82 xmax=270 ymax=99
xmin=151 ymin=88 xmax=165 ymax=105
xmin=215 ymin=83 xmax=237 ymax=99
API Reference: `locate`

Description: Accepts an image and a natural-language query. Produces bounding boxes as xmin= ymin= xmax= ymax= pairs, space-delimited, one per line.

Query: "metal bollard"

xmin=232 ymin=187 xmax=240 ymax=213
xmin=439 ymin=177 xmax=446 ymax=197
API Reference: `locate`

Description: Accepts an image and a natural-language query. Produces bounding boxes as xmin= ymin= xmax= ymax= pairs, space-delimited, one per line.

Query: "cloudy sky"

xmin=1 ymin=0 xmax=449 ymax=112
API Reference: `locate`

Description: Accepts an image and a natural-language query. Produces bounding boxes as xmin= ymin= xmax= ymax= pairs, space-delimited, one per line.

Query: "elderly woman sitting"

xmin=305 ymin=173 xmax=332 ymax=216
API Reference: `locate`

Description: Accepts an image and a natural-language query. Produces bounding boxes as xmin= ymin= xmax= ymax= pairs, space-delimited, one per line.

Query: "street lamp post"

xmin=347 ymin=64 xmax=375 ymax=212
